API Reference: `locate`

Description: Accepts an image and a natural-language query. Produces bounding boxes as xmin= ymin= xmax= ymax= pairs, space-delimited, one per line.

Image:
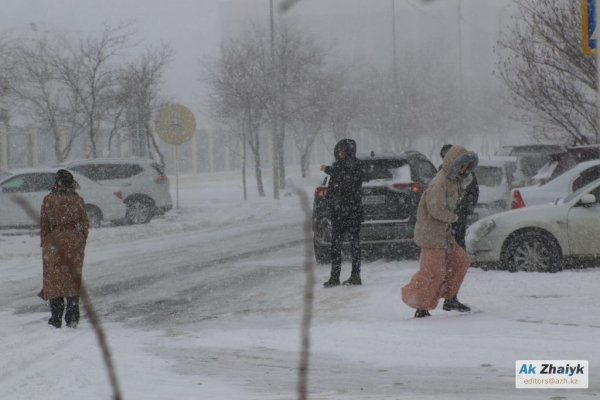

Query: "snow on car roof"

xmin=57 ymin=158 xmax=156 ymax=166
xmin=477 ymin=156 xmax=518 ymax=167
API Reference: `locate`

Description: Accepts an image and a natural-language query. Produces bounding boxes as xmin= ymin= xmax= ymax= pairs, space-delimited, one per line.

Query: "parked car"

xmin=511 ymin=159 xmax=600 ymax=209
xmin=56 ymin=158 xmax=172 ymax=224
xmin=0 ymin=168 xmax=126 ymax=228
xmin=531 ymin=145 xmax=600 ymax=185
xmin=475 ymin=156 xmax=535 ymax=217
xmin=495 ymin=144 xmax=564 ymax=175
xmin=312 ymin=151 xmax=437 ymax=263
xmin=467 ymin=178 xmax=600 ymax=272
xmin=530 ymin=151 xmax=577 ymax=185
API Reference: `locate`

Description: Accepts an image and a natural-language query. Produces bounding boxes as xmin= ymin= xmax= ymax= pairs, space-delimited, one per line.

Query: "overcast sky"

xmin=1 ymin=0 xmax=514 ymax=123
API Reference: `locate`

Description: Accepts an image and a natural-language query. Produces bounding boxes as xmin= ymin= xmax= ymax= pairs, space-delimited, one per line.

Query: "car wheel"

xmin=313 ymin=241 xmax=331 ymax=264
xmin=85 ymin=205 xmax=102 ymax=229
xmin=125 ymin=197 xmax=154 ymax=225
xmin=502 ymin=232 xmax=561 ymax=273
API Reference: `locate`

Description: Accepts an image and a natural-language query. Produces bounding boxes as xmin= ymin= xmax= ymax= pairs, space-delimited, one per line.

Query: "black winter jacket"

xmin=324 ymin=139 xmax=365 ymax=221
xmin=438 ymin=163 xmax=479 ymax=219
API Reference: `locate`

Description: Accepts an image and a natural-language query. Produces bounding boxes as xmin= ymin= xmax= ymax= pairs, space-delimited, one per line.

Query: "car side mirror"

xmin=580 ymin=194 xmax=597 ymax=207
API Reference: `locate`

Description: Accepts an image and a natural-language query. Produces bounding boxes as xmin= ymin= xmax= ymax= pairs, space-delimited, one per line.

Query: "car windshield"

xmin=0 ymin=171 xmax=11 ymax=182
xmin=562 ymin=178 xmax=600 ymax=203
xmin=362 ymin=160 xmax=409 ymax=183
xmin=475 ymin=166 xmax=503 ymax=187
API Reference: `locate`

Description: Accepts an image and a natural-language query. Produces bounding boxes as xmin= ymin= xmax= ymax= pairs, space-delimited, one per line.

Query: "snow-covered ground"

xmin=0 ymin=168 xmax=598 ymax=399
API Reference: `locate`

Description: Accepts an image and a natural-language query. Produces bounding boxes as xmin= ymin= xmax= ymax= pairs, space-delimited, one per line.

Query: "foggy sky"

xmin=1 ymin=0 xmax=514 ymax=125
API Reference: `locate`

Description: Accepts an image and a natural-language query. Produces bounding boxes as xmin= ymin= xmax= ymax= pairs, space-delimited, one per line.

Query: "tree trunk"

xmin=241 ymin=138 xmax=247 ymax=201
xmin=272 ymin=125 xmax=280 ymax=200
xmin=278 ymin=114 xmax=286 ymax=189
xmin=254 ymin=151 xmax=265 ymax=197
xmin=300 ymin=151 xmax=310 ymax=179
xmin=248 ymin=121 xmax=265 ymax=198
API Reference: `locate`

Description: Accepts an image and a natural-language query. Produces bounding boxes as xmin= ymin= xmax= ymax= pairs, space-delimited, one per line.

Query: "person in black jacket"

xmin=439 ymin=144 xmax=479 ymax=249
xmin=321 ymin=139 xmax=365 ymax=287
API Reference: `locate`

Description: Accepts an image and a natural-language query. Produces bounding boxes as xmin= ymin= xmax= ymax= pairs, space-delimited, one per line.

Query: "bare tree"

xmin=119 ymin=44 xmax=174 ymax=167
xmin=270 ymin=23 xmax=328 ymax=189
xmin=324 ymin=65 xmax=364 ymax=143
xmin=10 ymin=36 xmax=81 ymax=162
xmin=0 ymin=35 xmax=15 ymax=124
xmin=202 ymin=27 xmax=272 ymax=197
xmin=50 ymin=22 xmax=135 ymax=158
xmin=288 ymin=67 xmax=331 ymax=178
xmin=497 ymin=0 xmax=597 ymax=145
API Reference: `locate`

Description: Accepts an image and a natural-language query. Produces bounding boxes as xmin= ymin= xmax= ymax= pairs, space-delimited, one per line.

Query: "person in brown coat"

xmin=39 ymin=169 xmax=89 ymax=328
xmin=401 ymin=146 xmax=478 ymax=318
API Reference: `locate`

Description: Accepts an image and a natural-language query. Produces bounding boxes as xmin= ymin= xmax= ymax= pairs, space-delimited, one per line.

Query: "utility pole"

xmin=270 ymin=0 xmax=280 ymax=199
xmin=596 ymin=0 xmax=600 ymax=144
xmin=457 ymin=0 xmax=464 ymax=100
xmin=391 ymin=0 xmax=400 ymax=140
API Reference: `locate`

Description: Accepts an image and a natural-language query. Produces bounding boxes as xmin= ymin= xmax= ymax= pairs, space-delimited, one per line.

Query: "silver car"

xmin=56 ymin=158 xmax=173 ymax=224
xmin=0 ymin=168 xmax=126 ymax=228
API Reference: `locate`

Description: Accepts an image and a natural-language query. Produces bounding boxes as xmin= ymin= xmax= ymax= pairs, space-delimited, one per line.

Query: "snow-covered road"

xmin=0 ymin=172 xmax=598 ymax=399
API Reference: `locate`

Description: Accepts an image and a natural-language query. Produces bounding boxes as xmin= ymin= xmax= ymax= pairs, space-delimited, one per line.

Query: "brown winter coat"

xmin=38 ymin=191 xmax=89 ymax=300
xmin=413 ymin=146 xmax=477 ymax=249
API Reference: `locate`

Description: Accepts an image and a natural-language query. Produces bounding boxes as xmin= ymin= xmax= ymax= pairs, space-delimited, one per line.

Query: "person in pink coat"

xmin=401 ymin=146 xmax=478 ymax=318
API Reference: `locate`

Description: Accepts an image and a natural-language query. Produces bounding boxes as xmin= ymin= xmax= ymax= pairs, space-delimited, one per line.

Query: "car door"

xmin=571 ymin=165 xmax=600 ymax=193
xmin=0 ymin=173 xmax=54 ymax=226
xmin=566 ymin=186 xmax=600 ymax=256
xmin=0 ymin=175 xmax=32 ymax=226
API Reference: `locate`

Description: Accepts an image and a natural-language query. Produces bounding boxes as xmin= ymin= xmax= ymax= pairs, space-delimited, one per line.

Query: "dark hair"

xmin=55 ymin=169 xmax=75 ymax=189
xmin=440 ymin=144 xmax=453 ymax=159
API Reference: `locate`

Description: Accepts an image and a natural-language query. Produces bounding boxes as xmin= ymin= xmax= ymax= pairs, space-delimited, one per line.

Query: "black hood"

xmin=333 ymin=139 xmax=357 ymax=162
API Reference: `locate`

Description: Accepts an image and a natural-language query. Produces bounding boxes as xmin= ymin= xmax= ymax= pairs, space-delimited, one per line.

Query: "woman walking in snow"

xmin=401 ymin=146 xmax=478 ymax=318
xmin=38 ymin=169 xmax=89 ymax=328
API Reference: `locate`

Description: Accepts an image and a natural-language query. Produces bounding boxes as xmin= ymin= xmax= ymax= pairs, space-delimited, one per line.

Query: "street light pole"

xmin=596 ymin=0 xmax=600 ymax=144
xmin=392 ymin=0 xmax=400 ymax=143
xmin=457 ymin=0 xmax=463 ymax=99
xmin=270 ymin=0 xmax=280 ymax=199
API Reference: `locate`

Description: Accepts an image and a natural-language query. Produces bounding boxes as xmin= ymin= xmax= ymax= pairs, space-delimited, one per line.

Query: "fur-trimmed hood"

xmin=333 ymin=139 xmax=358 ymax=162
xmin=442 ymin=146 xmax=478 ymax=181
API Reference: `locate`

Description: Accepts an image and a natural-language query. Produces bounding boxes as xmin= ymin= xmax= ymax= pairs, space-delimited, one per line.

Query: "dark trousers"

xmin=452 ymin=215 xmax=469 ymax=250
xmin=49 ymin=297 xmax=80 ymax=327
xmin=330 ymin=216 xmax=361 ymax=279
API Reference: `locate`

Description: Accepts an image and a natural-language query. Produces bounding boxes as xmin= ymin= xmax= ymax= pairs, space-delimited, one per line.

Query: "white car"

xmin=475 ymin=156 xmax=534 ymax=218
xmin=467 ymin=178 xmax=600 ymax=272
xmin=510 ymin=159 xmax=600 ymax=209
xmin=0 ymin=168 xmax=126 ymax=228
xmin=56 ymin=158 xmax=172 ymax=224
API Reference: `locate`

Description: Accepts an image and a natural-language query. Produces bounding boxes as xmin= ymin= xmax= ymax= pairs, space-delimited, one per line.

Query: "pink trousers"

xmin=401 ymin=244 xmax=471 ymax=311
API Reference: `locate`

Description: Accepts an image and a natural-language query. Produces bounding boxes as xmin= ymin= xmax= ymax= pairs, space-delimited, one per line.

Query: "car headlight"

xmin=475 ymin=219 xmax=496 ymax=237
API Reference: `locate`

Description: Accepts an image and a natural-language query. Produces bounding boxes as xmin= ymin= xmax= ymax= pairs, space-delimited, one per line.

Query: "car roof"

xmin=501 ymin=144 xmax=563 ymax=152
xmin=477 ymin=159 xmax=510 ymax=167
xmin=58 ymin=158 xmax=155 ymax=166
xmin=569 ymin=144 xmax=600 ymax=150
xmin=6 ymin=168 xmax=62 ymax=174
xmin=0 ymin=168 xmax=89 ymax=184
xmin=356 ymin=151 xmax=427 ymax=162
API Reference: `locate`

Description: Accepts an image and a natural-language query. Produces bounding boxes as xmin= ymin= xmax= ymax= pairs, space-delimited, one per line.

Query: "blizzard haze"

xmin=1 ymin=0 xmax=521 ymax=150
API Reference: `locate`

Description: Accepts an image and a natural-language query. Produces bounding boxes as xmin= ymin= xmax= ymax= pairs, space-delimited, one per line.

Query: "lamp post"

xmin=391 ymin=0 xmax=400 ymax=143
xmin=270 ymin=0 xmax=280 ymax=199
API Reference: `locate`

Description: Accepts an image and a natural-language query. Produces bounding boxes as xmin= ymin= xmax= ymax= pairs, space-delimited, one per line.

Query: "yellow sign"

xmin=583 ymin=0 xmax=597 ymax=55
xmin=155 ymin=104 xmax=196 ymax=145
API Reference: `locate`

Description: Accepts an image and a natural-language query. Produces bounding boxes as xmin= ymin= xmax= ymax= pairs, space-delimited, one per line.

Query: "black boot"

xmin=443 ymin=296 xmax=471 ymax=312
xmin=342 ymin=275 xmax=362 ymax=286
xmin=414 ymin=309 xmax=431 ymax=318
xmin=48 ymin=297 xmax=64 ymax=328
xmin=65 ymin=297 xmax=80 ymax=328
xmin=48 ymin=317 xmax=62 ymax=328
xmin=323 ymin=277 xmax=340 ymax=288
